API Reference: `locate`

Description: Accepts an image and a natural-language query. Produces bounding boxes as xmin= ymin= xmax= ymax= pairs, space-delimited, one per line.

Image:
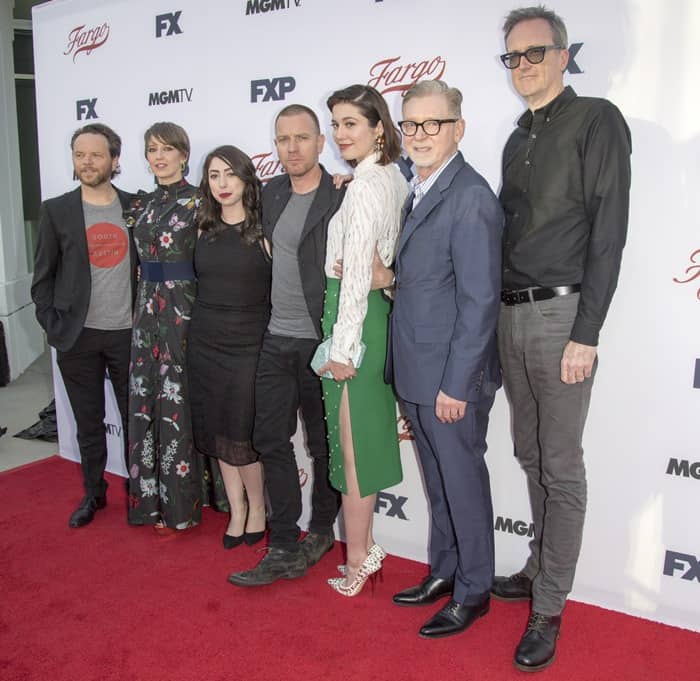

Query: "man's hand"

xmin=333 ymin=246 xmax=393 ymax=290
xmin=560 ymin=340 xmax=597 ymax=384
xmin=316 ymin=359 xmax=356 ymax=382
xmin=435 ymin=390 xmax=467 ymax=424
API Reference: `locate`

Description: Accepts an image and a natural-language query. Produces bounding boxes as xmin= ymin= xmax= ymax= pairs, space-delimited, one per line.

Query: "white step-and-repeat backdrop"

xmin=33 ymin=0 xmax=699 ymax=631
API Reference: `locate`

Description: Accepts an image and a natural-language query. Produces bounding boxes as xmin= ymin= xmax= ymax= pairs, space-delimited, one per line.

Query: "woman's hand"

xmin=332 ymin=173 xmax=353 ymax=190
xmin=316 ymin=359 xmax=356 ymax=381
xmin=334 ymin=246 xmax=392 ymax=290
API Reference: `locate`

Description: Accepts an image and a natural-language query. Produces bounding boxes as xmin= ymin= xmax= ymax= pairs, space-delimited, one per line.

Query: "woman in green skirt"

xmin=315 ymin=84 xmax=409 ymax=596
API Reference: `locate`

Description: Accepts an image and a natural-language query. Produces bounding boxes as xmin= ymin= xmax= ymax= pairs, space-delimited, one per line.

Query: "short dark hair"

xmin=70 ymin=123 xmax=122 ymax=178
xmin=326 ymin=84 xmax=401 ymax=167
xmin=198 ymin=145 xmax=262 ymax=245
xmin=503 ymin=5 xmax=568 ymax=47
xmin=275 ymin=104 xmax=321 ymax=135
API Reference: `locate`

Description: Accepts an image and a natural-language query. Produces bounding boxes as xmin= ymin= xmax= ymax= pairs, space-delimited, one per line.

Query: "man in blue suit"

xmin=388 ymin=80 xmax=503 ymax=639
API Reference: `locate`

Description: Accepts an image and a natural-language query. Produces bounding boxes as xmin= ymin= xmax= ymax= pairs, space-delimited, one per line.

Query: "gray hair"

xmin=402 ymin=80 xmax=462 ymax=118
xmin=503 ymin=5 xmax=568 ymax=47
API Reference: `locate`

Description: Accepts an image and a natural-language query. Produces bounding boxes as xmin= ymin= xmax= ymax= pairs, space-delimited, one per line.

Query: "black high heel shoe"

xmin=243 ymin=530 xmax=265 ymax=546
xmin=223 ymin=533 xmax=245 ymax=549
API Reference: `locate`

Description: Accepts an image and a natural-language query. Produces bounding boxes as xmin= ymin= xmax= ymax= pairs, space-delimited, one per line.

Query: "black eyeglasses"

xmin=499 ymin=44 xmax=563 ymax=69
xmin=398 ymin=119 xmax=458 ymax=136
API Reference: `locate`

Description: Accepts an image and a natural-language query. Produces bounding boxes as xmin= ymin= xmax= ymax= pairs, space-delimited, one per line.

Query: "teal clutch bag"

xmin=310 ymin=337 xmax=366 ymax=379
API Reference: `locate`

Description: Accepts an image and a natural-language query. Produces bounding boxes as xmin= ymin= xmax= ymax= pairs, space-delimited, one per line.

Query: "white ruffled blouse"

xmin=324 ymin=152 xmax=409 ymax=364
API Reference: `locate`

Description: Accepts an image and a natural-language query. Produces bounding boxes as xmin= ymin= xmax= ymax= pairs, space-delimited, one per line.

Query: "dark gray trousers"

xmin=497 ymin=293 xmax=596 ymax=615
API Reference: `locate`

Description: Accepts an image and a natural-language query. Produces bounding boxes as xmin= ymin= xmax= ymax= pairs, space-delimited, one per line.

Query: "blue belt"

xmin=140 ymin=261 xmax=196 ymax=282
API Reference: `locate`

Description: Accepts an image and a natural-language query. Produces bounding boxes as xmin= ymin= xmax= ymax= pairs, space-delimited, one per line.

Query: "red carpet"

xmin=1 ymin=456 xmax=698 ymax=681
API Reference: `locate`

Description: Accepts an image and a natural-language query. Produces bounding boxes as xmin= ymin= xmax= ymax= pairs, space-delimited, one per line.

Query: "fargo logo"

xmin=251 ymin=152 xmax=284 ymax=184
xmin=495 ymin=515 xmax=534 ymax=537
xmin=148 ymin=88 xmax=193 ymax=106
xmin=666 ymin=458 xmax=700 ymax=480
xmin=367 ymin=56 xmax=446 ymax=95
xmin=156 ymin=11 xmax=183 ymax=37
xmin=565 ymin=42 xmax=584 ymax=74
xmin=673 ymin=247 xmax=700 ymax=301
xmin=250 ymin=77 xmax=296 ymax=103
xmin=76 ymin=98 xmax=98 ymax=120
xmin=64 ymin=23 xmax=110 ymax=62
xmin=246 ymin=0 xmax=301 ymax=15
xmin=375 ymin=491 xmax=408 ymax=520
xmin=663 ymin=550 xmax=700 ymax=582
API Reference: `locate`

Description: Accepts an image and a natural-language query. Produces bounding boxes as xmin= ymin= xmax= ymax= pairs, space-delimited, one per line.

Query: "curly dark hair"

xmin=198 ymin=145 xmax=262 ymax=245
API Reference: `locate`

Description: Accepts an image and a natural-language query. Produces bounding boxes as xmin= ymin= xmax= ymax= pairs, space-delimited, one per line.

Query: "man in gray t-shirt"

xmin=32 ymin=123 xmax=134 ymax=528
xmin=229 ymin=105 xmax=345 ymax=587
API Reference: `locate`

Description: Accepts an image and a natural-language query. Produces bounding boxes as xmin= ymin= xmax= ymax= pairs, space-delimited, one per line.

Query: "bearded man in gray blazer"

xmin=387 ymin=80 xmax=503 ymax=639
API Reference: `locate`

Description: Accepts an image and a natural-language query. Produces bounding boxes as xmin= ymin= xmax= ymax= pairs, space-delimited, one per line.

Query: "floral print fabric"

xmin=126 ymin=181 xmax=226 ymax=529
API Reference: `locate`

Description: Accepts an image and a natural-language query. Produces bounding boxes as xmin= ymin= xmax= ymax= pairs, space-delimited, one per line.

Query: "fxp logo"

xmin=250 ymin=77 xmax=296 ymax=103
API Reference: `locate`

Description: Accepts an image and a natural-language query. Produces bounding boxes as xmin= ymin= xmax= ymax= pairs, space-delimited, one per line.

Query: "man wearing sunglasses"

xmin=495 ymin=5 xmax=632 ymax=672
xmin=388 ymin=79 xmax=503 ymax=639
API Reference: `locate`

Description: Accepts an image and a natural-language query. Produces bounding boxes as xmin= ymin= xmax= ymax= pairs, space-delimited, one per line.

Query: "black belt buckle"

xmin=501 ymin=284 xmax=580 ymax=306
xmin=501 ymin=289 xmax=528 ymax=305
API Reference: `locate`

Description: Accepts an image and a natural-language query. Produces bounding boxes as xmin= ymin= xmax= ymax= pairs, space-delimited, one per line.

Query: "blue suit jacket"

xmin=387 ymin=152 xmax=503 ymax=406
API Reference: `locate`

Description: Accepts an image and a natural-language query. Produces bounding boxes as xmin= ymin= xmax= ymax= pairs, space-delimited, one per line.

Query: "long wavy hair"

xmin=198 ymin=145 xmax=262 ymax=244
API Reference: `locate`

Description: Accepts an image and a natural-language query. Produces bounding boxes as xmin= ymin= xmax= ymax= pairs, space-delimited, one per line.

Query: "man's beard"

xmin=76 ymin=167 xmax=112 ymax=188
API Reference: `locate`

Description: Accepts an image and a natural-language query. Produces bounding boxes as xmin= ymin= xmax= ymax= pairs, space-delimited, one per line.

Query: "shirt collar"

xmin=410 ymin=151 xmax=459 ymax=205
xmin=517 ymin=85 xmax=577 ymax=129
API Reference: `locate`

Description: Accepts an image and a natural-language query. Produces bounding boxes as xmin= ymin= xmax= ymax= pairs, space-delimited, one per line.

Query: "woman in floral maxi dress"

xmin=127 ymin=122 xmax=226 ymax=531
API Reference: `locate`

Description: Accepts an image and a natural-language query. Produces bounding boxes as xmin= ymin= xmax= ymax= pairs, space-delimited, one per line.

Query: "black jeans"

xmin=56 ymin=327 xmax=131 ymax=496
xmin=253 ymin=333 xmax=340 ymax=548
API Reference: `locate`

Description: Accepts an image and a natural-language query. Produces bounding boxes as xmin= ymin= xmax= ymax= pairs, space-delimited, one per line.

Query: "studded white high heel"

xmin=336 ymin=543 xmax=386 ymax=576
xmin=328 ymin=550 xmax=383 ymax=597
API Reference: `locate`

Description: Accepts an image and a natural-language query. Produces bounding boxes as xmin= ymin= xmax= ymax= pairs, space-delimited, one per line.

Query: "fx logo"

xmin=250 ymin=77 xmax=296 ymax=103
xmin=156 ymin=11 xmax=183 ymax=37
xmin=566 ymin=42 xmax=584 ymax=74
xmin=76 ymin=98 xmax=98 ymax=120
xmin=375 ymin=491 xmax=408 ymax=520
xmin=663 ymin=550 xmax=700 ymax=582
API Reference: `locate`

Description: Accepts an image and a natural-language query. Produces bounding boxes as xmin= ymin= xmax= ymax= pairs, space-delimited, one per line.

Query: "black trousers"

xmin=56 ymin=327 xmax=131 ymax=497
xmin=253 ymin=333 xmax=340 ymax=548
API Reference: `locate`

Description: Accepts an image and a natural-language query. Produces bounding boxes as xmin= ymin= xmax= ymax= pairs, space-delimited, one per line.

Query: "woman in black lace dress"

xmin=127 ymin=122 xmax=227 ymax=532
xmin=187 ymin=146 xmax=271 ymax=548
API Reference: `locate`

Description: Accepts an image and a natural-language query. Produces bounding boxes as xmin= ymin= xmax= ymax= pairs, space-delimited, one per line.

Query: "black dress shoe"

xmin=393 ymin=575 xmax=454 ymax=606
xmin=223 ymin=533 xmax=245 ymax=549
xmin=491 ymin=572 xmax=532 ymax=601
xmin=68 ymin=495 xmax=107 ymax=528
xmin=419 ymin=597 xmax=490 ymax=639
xmin=514 ymin=612 xmax=561 ymax=672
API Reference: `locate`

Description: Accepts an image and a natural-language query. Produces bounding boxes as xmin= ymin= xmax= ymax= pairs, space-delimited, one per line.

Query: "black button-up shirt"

xmin=500 ymin=86 xmax=632 ymax=346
